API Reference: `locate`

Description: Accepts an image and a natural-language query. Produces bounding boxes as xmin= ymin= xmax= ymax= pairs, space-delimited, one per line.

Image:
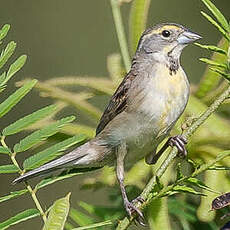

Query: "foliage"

xmin=0 ymin=0 xmax=230 ymax=229
xmin=0 ymin=24 xmax=86 ymax=229
xmin=42 ymin=193 xmax=71 ymax=230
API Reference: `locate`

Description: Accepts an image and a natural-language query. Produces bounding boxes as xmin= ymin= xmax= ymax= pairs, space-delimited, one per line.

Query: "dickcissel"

xmin=13 ymin=23 xmax=201 ymax=222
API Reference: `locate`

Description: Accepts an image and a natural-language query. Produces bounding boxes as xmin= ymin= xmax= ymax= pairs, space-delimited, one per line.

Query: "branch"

xmin=110 ymin=0 xmax=131 ymax=72
xmin=116 ymin=85 xmax=230 ymax=229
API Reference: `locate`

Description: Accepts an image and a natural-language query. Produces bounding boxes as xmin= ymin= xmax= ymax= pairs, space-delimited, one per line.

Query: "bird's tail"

xmin=12 ymin=139 xmax=108 ymax=184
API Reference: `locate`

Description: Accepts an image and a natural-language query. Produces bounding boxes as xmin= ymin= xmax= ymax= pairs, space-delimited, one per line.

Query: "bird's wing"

xmin=96 ymin=71 xmax=135 ymax=135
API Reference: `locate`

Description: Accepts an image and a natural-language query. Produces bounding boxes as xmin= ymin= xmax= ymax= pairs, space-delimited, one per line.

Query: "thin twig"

xmin=26 ymin=183 xmax=47 ymax=222
xmin=16 ymin=80 xmax=102 ymax=122
xmin=116 ymin=86 xmax=230 ymax=229
xmin=110 ymin=0 xmax=131 ymax=72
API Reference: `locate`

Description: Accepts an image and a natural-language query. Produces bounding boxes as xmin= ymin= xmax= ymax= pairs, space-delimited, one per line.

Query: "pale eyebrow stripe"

xmin=145 ymin=25 xmax=181 ymax=36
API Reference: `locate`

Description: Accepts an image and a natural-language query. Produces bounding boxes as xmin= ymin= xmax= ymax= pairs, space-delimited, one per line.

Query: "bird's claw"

xmin=134 ymin=216 xmax=146 ymax=227
xmin=124 ymin=200 xmax=146 ymax=226
xmin=131 ymin=196 xmax=144 ymax=205
xmin=168 ymin=135 xmax=187 ymax=157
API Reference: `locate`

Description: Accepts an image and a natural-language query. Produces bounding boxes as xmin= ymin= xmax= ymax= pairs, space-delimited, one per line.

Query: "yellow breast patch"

xmin=155 ymin=63 xmax=185 ymax=97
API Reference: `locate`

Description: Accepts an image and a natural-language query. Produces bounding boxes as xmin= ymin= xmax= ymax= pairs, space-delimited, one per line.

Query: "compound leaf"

xmin=3 ymin=105 xmax=56 ymax=136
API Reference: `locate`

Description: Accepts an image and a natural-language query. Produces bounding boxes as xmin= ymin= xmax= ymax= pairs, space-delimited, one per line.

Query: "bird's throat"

xmin=168 ymin=56 xmax=179 ymax=75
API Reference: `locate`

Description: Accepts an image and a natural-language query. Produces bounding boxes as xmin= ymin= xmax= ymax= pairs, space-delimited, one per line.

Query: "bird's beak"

xmin=177 ymin=30 xmax=202 ymax=44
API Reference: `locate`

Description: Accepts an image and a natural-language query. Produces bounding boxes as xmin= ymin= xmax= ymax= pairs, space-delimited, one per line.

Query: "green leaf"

xmin=129 ymin=0 xmax=151 ymax=54
xmin=208 ymin=166 xmax=230 ymax=170
xmin=201 ymin=11 xmax=230 ymax=41
xmin=0 ymin=24 xmax=10 ymax=42
xmin=35 ymin=171 xmax=84 ymax=190
xmin=69 ymin=208 xmax=94 ymax=226
xmin=14 ymin=116 xmax=75 ymax=153
xmin=23 ymin=134 xmax=86 ymax=170
xmin=0 ymin=55 xmax=28 ymax=92
xmin=0 ymin=55 xmax=27 ymax=92
xmin=196 ymin=37 xmax=229 ymax=98
xmin=6 ymin=55 xmax=27 ymax=82
xmin=42 ymin=193 xmax=70 ymax=230
xmin=0 ymin=73 xmax=7 ymax=93
xmin=200 ymin=0 xmax=230 ymax=33
xmin=71 ymin=220 xmax=113 ymax=230
xmin=3 ymin=105 xmax=56 ymax=136
xmin=0 ymin=41 xmax=16 ymax=69
xmin=0 ymin=146 xmax=11 ymax=154
xmin=195 ymin=43 xmax=227 ymax=54
xmin=0 ymin=79 xmax=37 ymax=119
xmin=0 ymin=209 xmax=39 ymax=230
xmin=186 ymin=177 xmax=218 ymax=193
xmin=0 ymin=189 xmax=27 ymax=204
xmin=173 ymin=185 xmax=205 ymax=196
xmin=210 ymin=67 xmax=230 ymax=81
xmin=0 ymin=72 xmax=6 ymax=89
xmin=0 ymin=164 xmax=18 ymax=173
xmin=188 ymin=159 xmax=201 ymax=170
xmin=199 ymin=57 xmax=227 ymax=68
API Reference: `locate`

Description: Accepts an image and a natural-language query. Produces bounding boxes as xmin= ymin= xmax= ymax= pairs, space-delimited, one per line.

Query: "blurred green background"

xmin=0 ymin=0 xmax=230 ymax=229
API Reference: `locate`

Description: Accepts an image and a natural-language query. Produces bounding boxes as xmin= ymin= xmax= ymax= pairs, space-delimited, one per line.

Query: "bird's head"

xmin=136 ymin=23 xmax=201 ymax=63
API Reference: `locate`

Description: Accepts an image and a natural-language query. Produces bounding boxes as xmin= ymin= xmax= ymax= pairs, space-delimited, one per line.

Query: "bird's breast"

xmin=124 ymin=64 xmax=189 ymax=161
xmin=134 ymin=64 xmax=190 ymax=133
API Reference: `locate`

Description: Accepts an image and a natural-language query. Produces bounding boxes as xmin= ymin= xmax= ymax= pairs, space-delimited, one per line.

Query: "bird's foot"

xmin=131 ymin=196 xmax=146 ymax=226
xmin=131 ymin=196 xmax=144 ymax=205
xmin=124 ymin=200 xmax=146 ymax=226
xmin=168 ymin=135 xmax=187 ymax=157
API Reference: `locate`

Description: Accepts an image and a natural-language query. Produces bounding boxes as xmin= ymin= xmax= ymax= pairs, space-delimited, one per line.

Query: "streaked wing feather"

xmin=96 ymin=71 xmax=135 ymax=134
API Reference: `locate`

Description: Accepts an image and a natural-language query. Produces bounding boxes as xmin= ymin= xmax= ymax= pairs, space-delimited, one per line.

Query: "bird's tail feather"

xmin=12 ymin=140 xmax=103 ymax=184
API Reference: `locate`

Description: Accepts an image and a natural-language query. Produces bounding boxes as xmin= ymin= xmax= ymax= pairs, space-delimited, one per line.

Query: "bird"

xmin=13 ymin=23 xmax=201 ymax=223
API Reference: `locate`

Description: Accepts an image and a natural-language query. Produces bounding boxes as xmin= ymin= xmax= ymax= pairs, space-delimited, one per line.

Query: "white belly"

xmin=125 ymin=65 xmax=189 ymax=163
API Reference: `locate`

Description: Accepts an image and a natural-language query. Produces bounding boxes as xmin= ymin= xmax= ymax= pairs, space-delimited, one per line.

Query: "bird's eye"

xmin=162 ymin=30 xmax=171 ymax=38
